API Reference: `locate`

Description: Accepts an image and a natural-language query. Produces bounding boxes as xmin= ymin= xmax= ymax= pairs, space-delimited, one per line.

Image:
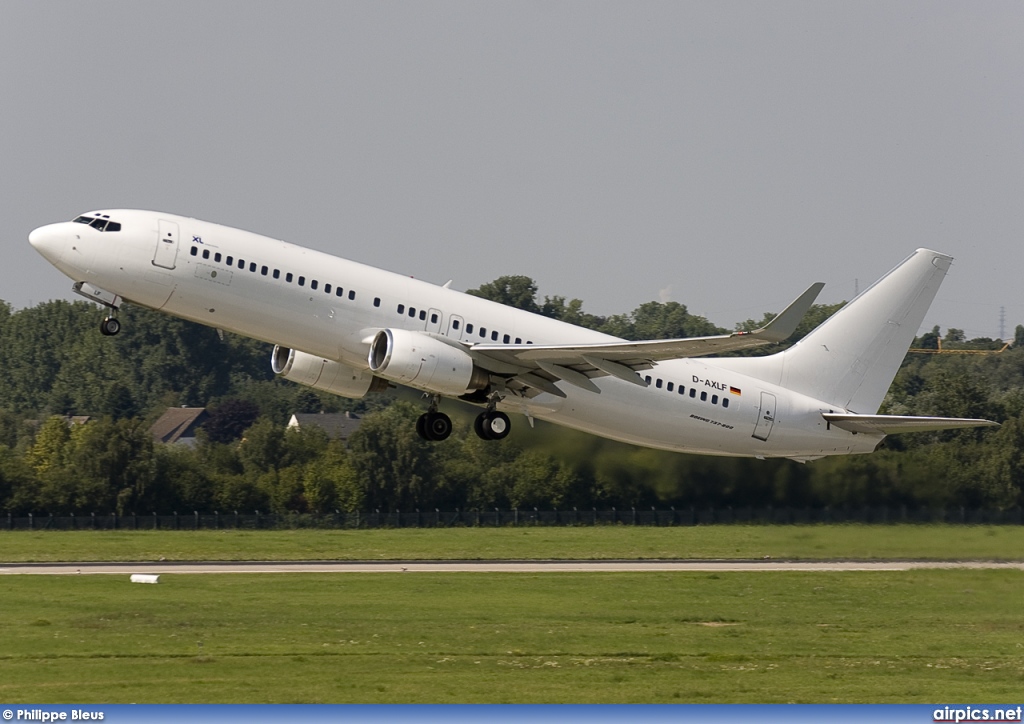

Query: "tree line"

xmin=0 ymin=280 xmax=1022 ymax=516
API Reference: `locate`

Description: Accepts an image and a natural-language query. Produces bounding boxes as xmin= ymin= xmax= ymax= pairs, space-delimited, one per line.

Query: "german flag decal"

xmin=729 ymin=386 xmax=742 ymax=396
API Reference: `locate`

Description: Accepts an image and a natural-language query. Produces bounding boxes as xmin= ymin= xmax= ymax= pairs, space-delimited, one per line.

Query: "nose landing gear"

xmin=72 ymin=281 xmax=123 ymax=337
xmin=99 ymin=315 xmax=121 ymax=336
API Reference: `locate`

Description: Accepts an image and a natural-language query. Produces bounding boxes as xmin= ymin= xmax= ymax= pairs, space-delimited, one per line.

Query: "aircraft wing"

xmin=822 ymin=413 xmax=1000 ymax=435
xmin=467 ymin=282 xmax=824 ymax=396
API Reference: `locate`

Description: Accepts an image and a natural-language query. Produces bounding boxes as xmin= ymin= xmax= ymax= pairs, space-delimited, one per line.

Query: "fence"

xmin=4 ymin=506 xmax=1024 ymax=531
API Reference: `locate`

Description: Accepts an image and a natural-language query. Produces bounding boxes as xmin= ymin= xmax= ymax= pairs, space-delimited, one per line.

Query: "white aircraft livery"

xmin=29 ymin=210 xmax=997 ymax=462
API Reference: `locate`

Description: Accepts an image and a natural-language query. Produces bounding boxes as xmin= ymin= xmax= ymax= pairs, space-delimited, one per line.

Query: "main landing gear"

xmin=416 ymin=395 xmax=453 ymax=441
xmin=415 ymin=393 xmax=513 ymax=442
xmin=472 ymin=391 xmax=510 ymax=440
xmin=474 ymin=410 xmax=511 ymax=440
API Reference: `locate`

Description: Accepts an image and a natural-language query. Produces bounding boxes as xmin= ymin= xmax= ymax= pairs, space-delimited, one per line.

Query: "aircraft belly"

xmin=158 ymin=276 xmax=345 ymax=360
xmin=532 ymin=380 xmax=742 ymax=455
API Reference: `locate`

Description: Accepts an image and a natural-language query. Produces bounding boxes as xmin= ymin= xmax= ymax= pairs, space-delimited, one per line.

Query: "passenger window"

xmin=286 ymin=273 xmax=293 ymax=283
xmin=348 ymin=290 xmax=355 ymax=300
xmin=689 ymin=389 xmax=696 ymax=398
xmin=467 ymin=324 xmax=474 ymax=334
xmin=656 ymin=379 xmax=663 ymax=389
xmin=238 ymin=259 xmax=245 ymax=269
xmin=310 ymin=280 xmax=318 ymax=290
xmin=722 ymin=398 xmax=730 ymax=408
xmin=273 ymin=269 xmax=280 ymax=279
xmin=491 ymin=331 xmax=498 ymax=341
xmin=700 ymin=391 xmax=707 ymax=402
xmin=190 ymin=247 xmax=198 ymax=257
xmin=214 ymin=253 xmax=222 ymax=262
xmin=419 ymin=310 xmax=426 ymax=320
xmin=645 ymin=376 xmax=652 ymax=384
xmin=336 ymin=287 xmax=344 ymax=297
xmin=431 ymin=313 xmax=438 ymax=323
xmin=712 ymin=394 xmax=718 ymax=404
xmin=515 ymin=338 xmax=522 ymax=344
xmin=373 ymin=297 xmax=381 ymax=307
xmin=667 ymin=382 xmax=674 ymax=392
xmin=249 ymin=262 xmax=256 ymax=272
xmin=202 ymin=249 xmax=210 ymax=259
xmin=298 ymin=276 xmax=305 ymax=286
xmin=227 ymin=255 xmax=233 ymax=265
xmin=479 ymin=328 xmax=487 ymax=338
xmin=408 ymin=307 xmax=416 ymax=317
xmin=452 ymin=320 xmax=460 ymax=330
xmin=678 ymin=386 xmax=685 ymax=395
xmin=503 ymin=334 xmax=510 ymax=343
xmin=398 ymin=304 xmax=405 ymax=314
xmin=261 ymin=266 xmax=269 ymax=276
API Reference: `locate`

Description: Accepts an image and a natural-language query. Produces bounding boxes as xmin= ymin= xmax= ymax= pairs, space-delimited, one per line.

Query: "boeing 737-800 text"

xmin=29 ymin=210 xmax=997 ymax=461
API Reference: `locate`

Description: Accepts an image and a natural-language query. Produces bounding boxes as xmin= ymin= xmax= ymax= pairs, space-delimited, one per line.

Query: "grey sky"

xmin=3 ymin=1 xmax=1023 ymax=340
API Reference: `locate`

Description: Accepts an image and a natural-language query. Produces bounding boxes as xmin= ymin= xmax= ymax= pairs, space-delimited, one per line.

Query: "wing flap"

xmin=823 ymin=413 xmax=1000 ymax=435
xmin=470 ymin=282 xmax=825 ymax=383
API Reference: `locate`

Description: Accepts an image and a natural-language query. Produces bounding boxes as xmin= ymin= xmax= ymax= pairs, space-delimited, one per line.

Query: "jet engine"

xmin=368 ymin=328 xmax=489 ymax=397
xmin=272 ymin=346 xmax=388 ymax=399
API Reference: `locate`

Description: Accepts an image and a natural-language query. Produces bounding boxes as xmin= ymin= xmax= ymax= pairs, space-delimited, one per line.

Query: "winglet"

xmin=744 ymin=282 xmax=825 ymax=343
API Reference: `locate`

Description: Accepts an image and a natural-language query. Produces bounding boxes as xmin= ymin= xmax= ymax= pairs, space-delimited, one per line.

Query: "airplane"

xmin=28 ymin=210 xmax=997 ymax=462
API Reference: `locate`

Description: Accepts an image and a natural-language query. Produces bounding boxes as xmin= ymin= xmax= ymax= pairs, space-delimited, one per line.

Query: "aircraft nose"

xmin=29 ymin=223 xmax=67 ymax=263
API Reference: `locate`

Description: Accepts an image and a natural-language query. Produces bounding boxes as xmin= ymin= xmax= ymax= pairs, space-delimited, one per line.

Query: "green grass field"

xmin=2 ymin=524 xmax=1024 ymax=563
xmin=1 ymin=570 xmax=1022 ymax=703
xmin=2 ymin=526 xmax=1022 ymax=703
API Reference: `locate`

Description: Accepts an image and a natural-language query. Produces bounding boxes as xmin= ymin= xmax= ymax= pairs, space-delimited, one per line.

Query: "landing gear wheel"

xmin=417 ymin=411 xmax=453 ymax=441
xmin=99 ymin=317 xmax=121 ymax=336
xmin=475 ymin=410 xmax=511 ymax=440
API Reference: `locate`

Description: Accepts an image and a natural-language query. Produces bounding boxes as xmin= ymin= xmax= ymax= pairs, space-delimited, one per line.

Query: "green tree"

xmin=205 ymin=399 xmax=261 ymax=443
xmin=24 ymin=416 xmax=72 ymax=476
xmin=466 ymin=275 xmax=541 ymax=313
xmin=347 ymin=402 xmax=441 ymax=511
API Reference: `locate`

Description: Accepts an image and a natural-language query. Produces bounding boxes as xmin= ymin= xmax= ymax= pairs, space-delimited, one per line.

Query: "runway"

xmin=2 ymin=559 xmax=1023 ymax=574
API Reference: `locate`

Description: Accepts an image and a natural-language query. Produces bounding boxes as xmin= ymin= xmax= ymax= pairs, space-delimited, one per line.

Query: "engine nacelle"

xmin=272 ymin=346 xmax=388 ymax=399
xmin=368 ymin=328 xmax=489 ymax=397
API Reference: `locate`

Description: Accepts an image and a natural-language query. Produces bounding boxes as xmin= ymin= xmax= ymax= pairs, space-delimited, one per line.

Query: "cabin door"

xmin=153 ymin=219 xmax=179 ymax=269
xmin=752 ymin=392 xmax=777 ymax=441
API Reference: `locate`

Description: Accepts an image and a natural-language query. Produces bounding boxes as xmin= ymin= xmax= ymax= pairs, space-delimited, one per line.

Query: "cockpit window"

xmin=72 ymin=215 xmax=121 ymax=232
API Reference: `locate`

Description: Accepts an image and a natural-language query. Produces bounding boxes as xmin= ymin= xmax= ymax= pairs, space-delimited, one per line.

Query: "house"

xmin=287 ymin=411 xmax=362 ymax=443
xmin=150 ymin=407 xmax=209 ymax=445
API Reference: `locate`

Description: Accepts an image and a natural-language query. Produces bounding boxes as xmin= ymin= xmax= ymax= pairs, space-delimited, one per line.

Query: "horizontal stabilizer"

xmin=823 ymin=413 xmax=1000 ymax=435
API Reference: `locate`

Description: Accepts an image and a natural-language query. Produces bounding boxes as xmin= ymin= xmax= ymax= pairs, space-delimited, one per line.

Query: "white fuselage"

xmin=28 ymin=209 xmax=882 ymax=459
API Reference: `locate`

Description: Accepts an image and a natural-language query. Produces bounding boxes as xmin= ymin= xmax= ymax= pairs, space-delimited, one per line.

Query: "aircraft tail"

xmin=715 ymin=248 xmax=953 ymax=413
xmin=777 ymin=248 xmax=951 ymax=413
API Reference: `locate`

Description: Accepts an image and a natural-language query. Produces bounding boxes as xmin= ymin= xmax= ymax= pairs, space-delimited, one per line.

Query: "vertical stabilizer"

xmin=778 ymin=248 xmax=951 ymax=413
